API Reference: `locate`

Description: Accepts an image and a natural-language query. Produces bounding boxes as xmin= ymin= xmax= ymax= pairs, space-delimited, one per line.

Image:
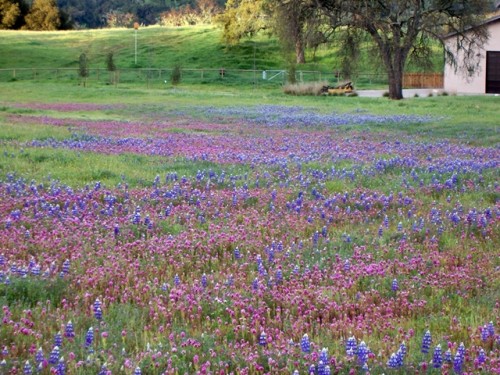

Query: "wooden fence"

xmin=403 ymin=73 xmax=443 ymax=88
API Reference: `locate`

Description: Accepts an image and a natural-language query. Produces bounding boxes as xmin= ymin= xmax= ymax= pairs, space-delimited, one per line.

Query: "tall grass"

xmin=283 ymin=81 xmax=328 ymax=96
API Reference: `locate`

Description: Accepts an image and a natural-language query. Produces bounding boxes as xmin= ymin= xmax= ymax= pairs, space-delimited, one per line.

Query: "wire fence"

xmin=0 ymin=67 xmax=389 ymax=87
xmin=0 ymin=68 xmax=442 ymax=89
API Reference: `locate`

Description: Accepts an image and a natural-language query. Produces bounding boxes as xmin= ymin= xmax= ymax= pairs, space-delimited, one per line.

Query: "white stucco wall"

xmin=444 ymin=20 xmax=500 ymax=94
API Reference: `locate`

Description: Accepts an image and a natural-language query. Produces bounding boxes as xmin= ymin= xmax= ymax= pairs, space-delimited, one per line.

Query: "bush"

xmin=283 ymin=81 xmax=328 ymax=96
xmin=171 ymin=65 xmax=182 ymax=85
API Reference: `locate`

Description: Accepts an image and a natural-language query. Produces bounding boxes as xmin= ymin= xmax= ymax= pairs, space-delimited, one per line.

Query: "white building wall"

xmin=444 ymin=20 xmax=500 ymax=94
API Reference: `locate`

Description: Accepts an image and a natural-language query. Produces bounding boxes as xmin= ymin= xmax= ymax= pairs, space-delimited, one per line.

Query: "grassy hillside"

xmin=0 ymin=25 xmax=444 ymax=74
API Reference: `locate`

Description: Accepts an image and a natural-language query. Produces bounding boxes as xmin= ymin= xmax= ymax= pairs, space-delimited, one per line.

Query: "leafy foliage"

xmin=215 ymin=0 xmax=268 ymax=45
xmin=23 ymin=0 xmax=61 ymax=30
xmin=0 ymin=0 xmax=21 ymax=29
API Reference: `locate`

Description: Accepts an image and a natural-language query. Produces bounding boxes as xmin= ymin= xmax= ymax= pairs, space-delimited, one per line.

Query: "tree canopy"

xmin=0 ymin=0 xmax=21 ymax=29
xmin=24 ymin=0 xmax=61 ymax=30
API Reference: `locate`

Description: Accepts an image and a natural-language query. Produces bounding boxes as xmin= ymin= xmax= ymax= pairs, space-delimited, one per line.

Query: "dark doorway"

xmin=486 ymin=51 xmax=500 ymax=94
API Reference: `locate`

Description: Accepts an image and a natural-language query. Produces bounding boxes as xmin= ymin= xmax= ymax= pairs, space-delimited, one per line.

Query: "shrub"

xmin=79 ymin=52 xmax=89 ymax=87
xmin=171 ymin=65 xmax=182 ymax=85
xmin=106 ymin=52 xmax=116 ymax=72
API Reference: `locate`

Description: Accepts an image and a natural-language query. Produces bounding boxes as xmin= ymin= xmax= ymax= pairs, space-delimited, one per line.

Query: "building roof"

xmin=443 ymin=14 xmax=500 ymax=39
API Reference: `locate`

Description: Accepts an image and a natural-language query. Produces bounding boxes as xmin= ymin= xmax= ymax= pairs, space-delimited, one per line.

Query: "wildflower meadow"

xmin=0 ymin=86 xmax=498 ymax=374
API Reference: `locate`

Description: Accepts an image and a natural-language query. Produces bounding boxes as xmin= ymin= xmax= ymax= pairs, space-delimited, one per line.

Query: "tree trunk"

xmin=295 ymin=39 xmax=305 ymax=64
xmin=385 ymin=47 xmax=405 ymax=100
xmin=388 ymin=67 xmax=404 ymax=100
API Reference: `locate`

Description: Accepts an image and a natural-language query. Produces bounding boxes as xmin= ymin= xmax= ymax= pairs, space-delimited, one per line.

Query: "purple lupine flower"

xmin=259 ymin=331 xmax=267 ymax=346
xmin=95 ymin=307 xmax=102 ymax=321
xmin=387 ymin=353 xmax=399 ymax=368
xmin=64 ymin=321 xmax=74 ymax=338
xmin=276 ymin=269 xmax=283 ymax=284
xmin=346 ymin=336 xmax=357 ymax=356
xmin=378 ymin=226 xmax=383 ymax=237
xmin=344 ymin=259 xmax=350 ymax=272
xmin=57 ymin=357 xmax=66 ymax=375
xmin=399 ymin=342 xmax=407 ymax=358
xmin=174 ymin=274 xmax=180 ymax=286
xmin=54 ymin=332 xmax=62 ymax=347
xmin=397 ymin=222 xmax=403 ymax=231
xmin=308 ymin=364 xmax=316 ymax=374
xmin=62 ymin=259 xmax=70 ymax=274
xmin=23 ymin=361 xmax=32 ymax=375
xmin=132 ymin=207 xmax=141 ymax=224
xmin=114 ymin=224 xmax=120 ymax=237
xmin=433 ymin=345 xmax=442 ymax=368
xmin=391 ymin=279 xmax=399 ymax=292
xmin=457 ymin=342 xmax=465 ymax=361
xmin=317 ymin=360 xmax=325 ymax=375
xmin=357 ymin=341 xmax=369 ymax=365
xmin=35 ymin=348 xmax=44 ymax=364
xmin=98 ymin=364 xmax=108 ymax=375
xmin=49 ymin=346 xmax=60 ymax=365
xmin=319 ymin=347 xmax=328 ymax=364
xmin=477 ymin=348 xmax=486 ymax=365
xmin=453 ymin=351 xmax=463 ymax=374
xmin=258 ymin=263 xmax=266 ymax=276
xmin=421 ymin=330 xmax=432 ymax=354
xmin=487 ymin=321 xmax=495 ymax=337
xmin=234 ymin=247 xmax=241 ymax=259
xmin=134 ymin=367 xmax=142 ymax=375
xmin=481 ymin=325 xmax=489 ymax=342
xmin=93 ymin=298 xmax=101 ymax=314
xmin=252 ymin=278 xmax=259 ymax=291
xmin=300 ymin=334 xmax=311 ymax=353
xmin=85 ymin=327 xmax=94 ymax=347
xmin=201 ymin=274 xmax=207 ymax=288
xmin=324 ymin=365 xmax=331 ymax=375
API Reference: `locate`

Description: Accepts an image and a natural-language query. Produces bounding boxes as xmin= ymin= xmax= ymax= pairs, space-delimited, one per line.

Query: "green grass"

xmin=0 ymin=25 xmax=444 ymax=86
xmin=0 ymin=143 xmax=251 ymax=188
xmin=2 ymin=81 xmax=498 ymax=143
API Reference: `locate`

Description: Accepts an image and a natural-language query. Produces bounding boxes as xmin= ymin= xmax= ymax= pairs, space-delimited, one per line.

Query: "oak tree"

xmin=314 ymin=0 xmax=491 ymax=99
